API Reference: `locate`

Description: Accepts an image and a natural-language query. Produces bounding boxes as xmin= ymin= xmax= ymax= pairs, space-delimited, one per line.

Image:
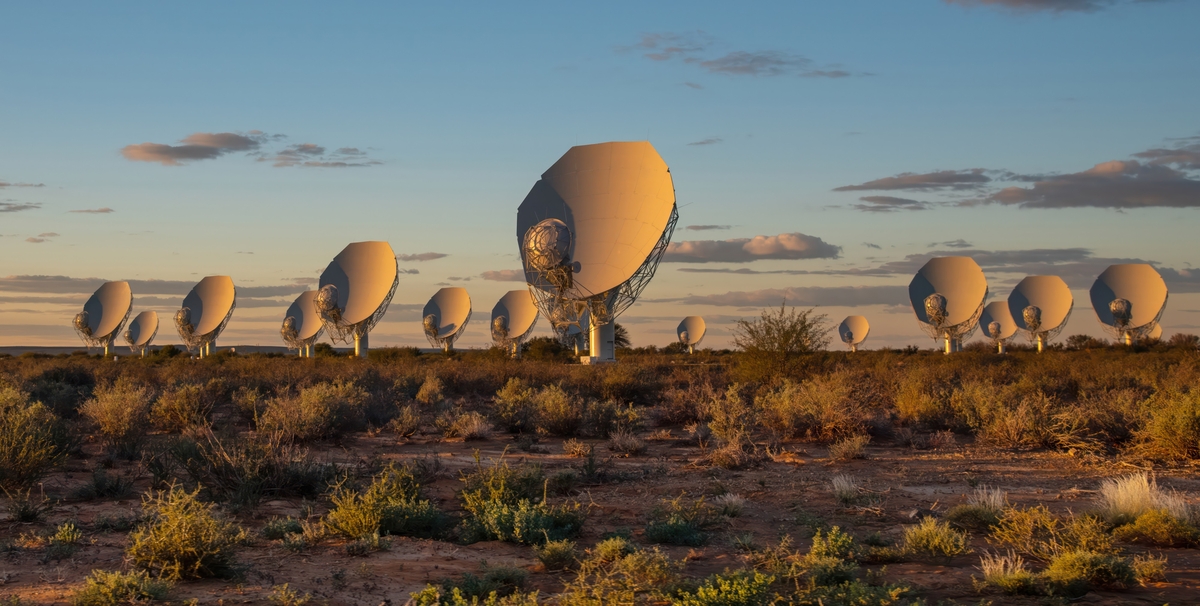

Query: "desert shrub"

xmin=71 ymin=569 xmax=172 ymax=605
xmin=894 ymin=369 xmax=953 ymax=427
xmin=830 ymin=474 xmax=862 ymax=506
xmin=1136 ymin=389 xmax=1200 ymax=460
xmin=1111 ymin=508 xmax=1199 ymax=547
xmin=789 ymin=581 xmax=912 ymax=606
xmin=977 ymin=551 xmax=1037 ymax=595
xmin=712 ymin=493 xmax=746 ymax=518
xmin=657 ymin=380 xmax=717 ymax=426
xmin=561 ymin=538 xmax=680 ymax=604
xmin=126 ymin=486 xmax=246 ymax=580
xmin=268 ymin=583 xmax=312 ymax=606
xmin=644 ymin=496 xmax=719 ymax=546
xmin=493 ymin=378 xmax=536 ymax=433
xmin=536 ymin=539 xmax=579 ymax=571
xmin=828 ymin=434 xmax=869 ymax=461
xmin=5 ymin=487 xmax=54 ymax=522
xmin=562 ymin=438 xmax=591 ymax=457
xmin=262 ymin=517 xmax=304 ymax=540
xmin=902 ymin=517 xmax=969 ymax=560
xmin=438 ymin=565 xmax=528 ymax=601
xmin=72 ymin=468 xmax=134 ymax=500
xmin=151 ymin=383 xmax=214 ymax=432
xmin=409 ymin=586 xmax=540 ymax=606
xmin=1096 ymin=472 xmax=1195 ymax=526
xmin=389 ymin=404 xmax=422 ymax=437
xmin=1132 ymin=553 xmax=1168 ymax=583
xmin=990 ymin=505 xmax=1114 ymax=561
xmin=80 ymin=377 xmax=153 ymax=457
xmin=458 ymin=458 xmax=584 ymax=545
xmin=672 ymin=569 xmax=776 ymax=606
xmin=416 ymin=373 xmax=445 ymax=405
xmin=325 ymin=463 xmax=443 ymax=540
xmin=44 ymin=521 xmax=84 ymax=561
xmin=606 ymin=428 xmax=646 ymax=456
xmin=232 ymin=386 xmax=267 ymax=424
xmin=26 ymin=365 xmax=95 ymax=418
xmin=0 ymin=386 xmax=68 ymax=490
xmin=732 ymin=303 xmax=830 ymax=381
xmin=755 ymin=374 xmax=861 ymax=442
xmin=1041 ymin=550 xmax=1135 ymax=597
xmin=532 ymin=384 xmax=583 ymax=436
xmin=259 ymin=381 xmax=368 ymax=441
xmin=945 ymin=486 xmax=1006 ymax=530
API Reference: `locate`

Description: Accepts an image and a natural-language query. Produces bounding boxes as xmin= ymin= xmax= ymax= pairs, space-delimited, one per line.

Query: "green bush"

xmin=561 ymin=538 xmax=680 ymax=604
xmin=1112 ymin=509 xmax=1199 ymax=547
xmin=80 ymin=378 xmax=153 ymax=457
xmin=644 ymin=496 xmax=719 ymax=546
xmin=532 ymin=384 xmax=582 ymax=436
xmin=901 ymin=517 xmax=969 ymax=560
xmin=755 ymin=375 xmax=860 ymax=442
xmin=1136 ymin=389 xmax=1200 ymax=461
xmin=458 ymin=459 xmax=584 ymax=545
xmin=1041 ymin=550 xmax=1136 ymax=597
xmin=672 ymin=569 xmax=776 ymax=606
xmin=71 ymin=569 xmax=172 ymax=605
xmin=262 ymin=517 xmax=304 ymax=540
xmin=536 ymin=538 xmax=579 ymax=571
xmin=493 ymin=378 xmax=536 ymax=433
xmin=259 ymin=381 xmax=368 ymax=441
xmin=409 ymin=586 xmax=540 ymax=606
xmin=416 ymin=373 xmax=446 ymax=406
xmin=126 ymin=486 xmax=246 ymax=580
xmin=0 ymin=386 xmax=68 ymax=490
xmin=325 ymin=463 xmax=444 ymax=540
xmin=976 ymin=551 xmax=1037 ymax=595
xmin=151 ymin=383 xmax=214 ymax=432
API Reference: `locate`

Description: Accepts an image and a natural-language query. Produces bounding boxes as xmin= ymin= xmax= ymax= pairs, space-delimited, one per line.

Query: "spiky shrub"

xmin=672 ymin=569 xmax=776 ymax=606
xmin=606 ymin=428 xmax=646 ymax=456
xmin=0 ymin=386 xmax=67 ymax=490
xmin=493 ymin=377 xmax=536 ymax=433
xmin=126 ymin=486 xmax=246 ymax=580
xmin=416 ymin=373 xmax=445 ymax=406
xmin=803 ymin=527 xmax=860 ymax=586
xmin=732 ymin=303 xmax=830 ymax=381
xmin=712 ymin=493 xmax=746 ymax=518
xmin=754 ymin=374 xmax=860 ymax=442
xmin=532 ymin=384 xmax=582 ymax=436
xmin=1111 ymin=508 xmax=1199 ymax=547
xmin=1041 ymin=550 xmax=1136 ymax=597
xmin=561 ymin=537 xmax=680 ymax=604
xmin=644 ymin=496 xmax=719 ymax=546
xmin=71 ymin=569 xmax=172 ymax=605
xmin=259 ymin=381 xmax=368 ymax=442
xmin=828 ymin=434 xmax=869 ymax=461
xmin=902 ymin=517 xmax=969 ymax=560
xmin=80 ymin=377 xmax=153 ymax=458
xmin=990 ymin=506 xmax=1114 ymax=562
xmin=325 ymin=463 xmax=444 ymax=540
xmin=446 ymin=411 xmax=493 ymax=441
xmin=946 ymin=486 xmax=1007 ymax=530
xmin=830 ymin=474 xmax=861 ymax=506
xmin=389 ymin=404 xmax=422 ymax=437
xmin=977 ymin=551 xmax=1036 ymax=595
xmin=458 ymin=459 xmax=584 ymax=545
xmin=535 ymin=539 xmax=578 ymax=571
xmin=408 ymin=586 xmax=540 ymax=606
xmin=1136 ymin=389 xmax=1200 ymax=461
xmin=1096 ymin=472 xmax=1195 ymax=526
xmin=150 ymin=383 xmax=214 ymax=433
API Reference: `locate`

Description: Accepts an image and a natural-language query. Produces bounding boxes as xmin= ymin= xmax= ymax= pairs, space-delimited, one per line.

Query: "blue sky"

xmin=3 ymin=0 xmax=1199 ymax=349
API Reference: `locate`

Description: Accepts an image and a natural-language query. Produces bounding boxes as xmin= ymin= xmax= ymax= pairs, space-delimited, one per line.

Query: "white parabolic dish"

xmin=491 ymin=290 xmax=539 ymax=344
xmin=81 ymin=281 xmax=133 ymax=340
xmin=909 ymin=257 xmax=988 ymax=328
xmin=320 ymin=241 xmax=399 ymax=326
xmin=979 ymin=302 xmax=1018 ymax=340
xmin=424 ymin=287 xmax=472 ymax=339
xmin=1090 ymin=264 xmax=1168 ymax=330
xmin=1008 ymin=275 xmax=1073 ymax=333
xmin=677 ymin=316 xmax=707 ymax=346
xmin=838 ymin=316 xmax=870 ymax=346
xmin=126 ymin=311 xmax=159 ymax=348
xmin=517 ymin=141 xmax=677 ymax=298
xmin=182 ymin=276 xmax=236 ymax=337
xmin=285 ymin=290 xmax=324 ymax=342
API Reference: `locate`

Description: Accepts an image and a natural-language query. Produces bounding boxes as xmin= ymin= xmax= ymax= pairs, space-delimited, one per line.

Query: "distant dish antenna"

xmin=1090 ymin=264 xmax=1168 ymax=346
xmin=909 ymin=257 xmax=988 ymax=354
xmin=517 ymin=141 xmax=678 ymax=364
xmin=979 ymin=301 xmax=1017 ymax=354
xmin=74 ymin=281 xmax=133 ymax=357
xmin=423 ymin=287 xmax=472 ymax=352
xmin=176 ymin=276 xmax=236 ymax=358
xmin=124 ymin=311 xmax=159 ymax=358
xmin=491 ymin=290 xmax=539 ymax=357
xmin=282 ymin=290 xmax=325 ymax=357
xmin=1008 ymin=275 xmax=1073 ymax=353
xmin=677 ymin=316 xmax=707 ymax=354
xmin=318 ymin=241 xmax=399 ymax=357
xmin=838 ymin=316 xmax=870 ymax=353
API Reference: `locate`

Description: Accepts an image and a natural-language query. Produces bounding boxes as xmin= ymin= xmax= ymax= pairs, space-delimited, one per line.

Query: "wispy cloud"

xmin=664 ymin=232 xmax=841 ymax=263
xmin=122 ymin=130 xmax=381 ymax=168
xmin=688 ymin=137 xmax=723 ymax=146
xmin=0 ymin=181 xmax=45 ymax=188
xmin=622 ymin=31 xmax=857 ymax=79
xmin=863 ymin=242 xmax=882 ymax=250
xmin=480 ymin=269 xmax=525 ymax=282
xmin=931 ymin=239 xmax=973 ymax=248
xmin=834 ymin=169 xmax=992 ymax=192
xmin=979 ymin=160 xmax=1200 ymax=209
xmin=266 ymin=144 xmax=382 ymax=168
xmin=397 ymin=252 xmax=448 ymax=262
xmin=0 ymin=202 xmax=40 ymax=213
xmin=853 ymin=196 xmax=929 ymax=212
xmin=685 ymin=225 xmax=732 ymax=231
xmin=69 ymin=207 xmax=115 ymax=214
xmin=400 ymin=268 xmax=420 ymax=275
xmin=944 ymin=0 xmax=1149 ymax=13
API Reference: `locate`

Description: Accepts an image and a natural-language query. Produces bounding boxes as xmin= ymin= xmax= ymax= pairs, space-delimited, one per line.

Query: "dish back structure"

xmin=124 ymin=311 xmax=159 ymax=357
xmin=176 ymin=276 xmax=236 ymax=358
xmin=517 ymin=141 xmax=678 ymax=363
xmin=282 ymin=290 xmax=325 ymax=357
xmin=74 ymin=281 xmax=133 ymax=357
xmin=491 ymin=289 xmax=539 ymax=357
xmin=1089 ymin=264 xmax=1168 ymax=346
xmin=1008 ymin=275 xmax=1073 ymax=353
xmin=423 ymin=287 xmax=472 ymax=352
xmin=677 ymin=316 xmax=707 ymax=354
xmin=317 ymin=241 xmax=399 ymax=357
xmin=909 ymin=257 xmax=988 ymax=354
xmin=979 ymin=301 xmax=1017 ymax=354
xmin=837 ymin=315 xmax=870 ymax=353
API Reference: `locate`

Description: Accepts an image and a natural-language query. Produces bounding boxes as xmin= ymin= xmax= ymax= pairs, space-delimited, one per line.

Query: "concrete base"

xmin=580 ymin=356 xmax=616 ymax=365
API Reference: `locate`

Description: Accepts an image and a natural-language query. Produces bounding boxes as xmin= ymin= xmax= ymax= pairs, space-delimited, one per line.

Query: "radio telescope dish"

xmin=74 ymin=281 xmax=133 ymax=357
xmin=176 ymin=276 xmax=235 ymax=358
xmin=282 ymin=290 xmax=325 ymax=357
xmin=1008 ymin=275 xmax=1073 ymax=353
xmin=909 ymin=257 xmax=988 ymax=354
xmin=517 ymin=141 xmax=678 ymax=364
xmin=677 ymin=316 xmax=707 ymax=354
xmin=1148 ymin=323 xmax=1163 ymax=342
xmin=491 ymin=290 xmax=539 ymax=357
xmin=318 ymin=241 xmax=399 ymax=357
xmin=979 ymin=302 xmax=1017 ymax=354
xmin=423 ymin=287 xmax=472 ymax=352
xmin=837 ymin=316 xmax=869 ymax=353
xmin=1090 ymin=264 xmax=1168 ymax=346
xmin=124 ymin=311 xmax=159 ymax=358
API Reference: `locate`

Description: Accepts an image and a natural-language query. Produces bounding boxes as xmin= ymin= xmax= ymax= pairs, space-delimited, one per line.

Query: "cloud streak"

xmin=835 ymin=169 xmax=992 ymax=192
xmin=685 ymin=225 xmax=732 ymax=231
xmin=664 ymin=232 xmax=841 ymax=263
xmin=624 ymin=31 xmax=856 ymax=79
xmin=0 ymin=202 xmax=40 ymax=213
xmin=122 ymin=132 xmax=266 ymax=166
xmin=69 ymin=207 xmax=115 ymax=214
xmin=0 ymin=181 xmax=45 ymax=188
xmin=853 ymin=196 xmax=929 ymax=212
xmin=480 ymin=269 xmax=525 ymax=282
xmin=944 ymin=0 xmax=1146 ymax=13
xmin=397 ymin=252 xmax=448 ymax=262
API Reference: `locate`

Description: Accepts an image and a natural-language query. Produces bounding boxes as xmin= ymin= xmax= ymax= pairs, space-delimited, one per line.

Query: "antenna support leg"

xmin=354 ymin=333 xmax=369 ymax=358
xmin=582 ymin=321 xmax=616 ymax=364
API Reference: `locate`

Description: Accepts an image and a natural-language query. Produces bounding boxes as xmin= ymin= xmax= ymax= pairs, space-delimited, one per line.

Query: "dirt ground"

xmin=3 ymin=430 xmax=1198 ymax=605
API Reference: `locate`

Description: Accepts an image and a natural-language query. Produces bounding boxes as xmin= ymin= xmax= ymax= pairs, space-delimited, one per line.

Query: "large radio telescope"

xmin=979 ymin=301 xmax=1017 ymax=354
xmin=837 ymin=316 xmax=870 ymax=353
xmin=491 ymin=290 xmax=539 ymax=357
xmin=282 ymin=290 xmax=325 ymax=357
xmin=317 ymin=241 xmax=399 ymax=357
xmin=677 ymin=316 xmax=707 ymax=354
xmin=1090 ymin=264 xmax=1168 ymax=346
xmin=1008 ymin=275 xmax=1073 ymax=353
xmin=423 ymin=287 xmax=472 ymax=352
xmin=124 ymin=311 xmax=159 ymax=358
xmin=909 ymin=257 xmax=988 ymax=354
xmin=517 ymin=141 xmax=679 ymax=364
xmin=176 ymin=276 xmax=236 ymax=358
xmin=74 ymin=281 xmax=133 ymax=357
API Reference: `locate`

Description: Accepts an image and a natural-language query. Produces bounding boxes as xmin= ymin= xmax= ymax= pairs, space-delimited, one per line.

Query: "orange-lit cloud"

xmin=664 ymin=232 xmax=840 ymax=263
